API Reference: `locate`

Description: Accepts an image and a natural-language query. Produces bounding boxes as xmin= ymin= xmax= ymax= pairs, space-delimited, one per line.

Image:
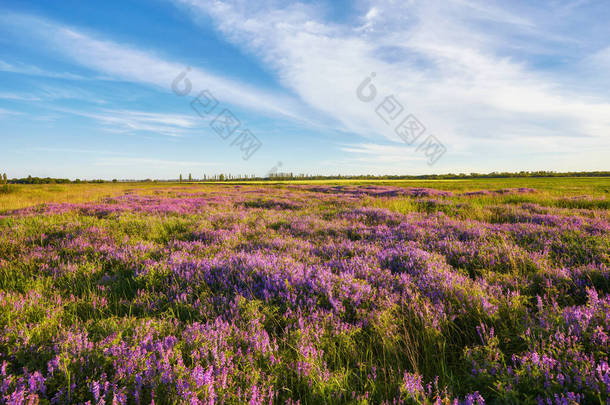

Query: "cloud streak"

xmin=171 ymin=0 xmax=610 ymax=168
xmin=0 ymin=13 xmax=309 ymax=123
xmin=93 ymin=157 xmax=217 ymax=167
xmin=52 ymin=108 xmax=203 ymax=138
xmin=0 ymin=59 xmax=89 ymax=80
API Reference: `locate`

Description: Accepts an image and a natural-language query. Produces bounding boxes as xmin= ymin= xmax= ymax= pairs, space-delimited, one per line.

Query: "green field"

xmin=0 ymin=177 xmax=609 ymax=403
xmin=2 ymin=177 xmax=608 ymax=213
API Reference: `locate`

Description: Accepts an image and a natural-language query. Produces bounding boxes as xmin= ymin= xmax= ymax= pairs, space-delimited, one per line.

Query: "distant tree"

xmin=219 ymin=174 xmax=225 ymax=181
xmin=179 ymin=174 xmax=183 ymax=183
xmin=188 ymin=173 xmax=192 ymax=182
xmin=2 ymin=173 xmax=6 ymax=185
xmin=112 ymin=179 xmax=118 ymax=183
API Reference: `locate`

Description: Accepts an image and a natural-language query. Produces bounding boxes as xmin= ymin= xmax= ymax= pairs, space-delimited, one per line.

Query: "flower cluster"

xmin=0 ymin=184 xmax=607 ymax=404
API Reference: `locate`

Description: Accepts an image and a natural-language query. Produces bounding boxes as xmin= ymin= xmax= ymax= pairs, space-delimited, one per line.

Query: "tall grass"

xmin=2 ymin=177 xmax=607 ymax=213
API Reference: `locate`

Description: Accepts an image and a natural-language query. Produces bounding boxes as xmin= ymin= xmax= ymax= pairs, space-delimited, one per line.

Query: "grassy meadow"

xmin=2 ymin=177 xmax=608 ymax=213
xmin=0 ymin=177 xmax=608 ymax=404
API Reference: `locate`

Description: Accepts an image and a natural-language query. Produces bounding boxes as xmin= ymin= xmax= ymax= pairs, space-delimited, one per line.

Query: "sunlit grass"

xmin=0 ymin=179 xmax=608 ymax=403
xmin=2 ymin=177 xmax=608 ymax=214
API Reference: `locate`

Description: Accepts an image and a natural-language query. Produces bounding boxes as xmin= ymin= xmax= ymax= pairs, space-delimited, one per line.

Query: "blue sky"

xmin=0 ymin=0 xmax=609 ymax=179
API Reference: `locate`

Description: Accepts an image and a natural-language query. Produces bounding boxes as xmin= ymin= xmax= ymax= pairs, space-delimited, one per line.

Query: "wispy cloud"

xmin=0 ymin=59 xmax=89 ymax=80
xmin=0 ymin=92 xmax=42 ymax=101
xmin=171 ymin=0 xmax=610 ymax=167
xmin=54 ymin=108 xmax=202 ymax=138
xmin=31 ymin=147 xmax=132 ymax=155
xmin=340 ymin=142 xmax=428 ymax=164
xmin=0 ymin=85 xmax=105 ymax=103
xmin=94 ymin=157 xmax=217 ymax=167
xmin=0 ymin=13 xmax=309 ymax=122
xmin=0 ymin=107 xmax=23 ymax=116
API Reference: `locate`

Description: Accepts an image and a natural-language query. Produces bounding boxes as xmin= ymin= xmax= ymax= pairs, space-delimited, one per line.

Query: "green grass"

xmin=0 ymin=177 xmax=608 ymax=403
xmin=2 ymin=177 xmax=608 ymax=214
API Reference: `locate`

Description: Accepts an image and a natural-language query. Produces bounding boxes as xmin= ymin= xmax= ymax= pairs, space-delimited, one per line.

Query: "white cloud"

xmin=340 ymin=142 xmax=428 ymax=164
xmin=32 ymin=147 xmax=131 ymax=155
xmin=0 ymin=92 xmax=42 ymax=101
xmin=0 ymin=85 xmax=105 ymax=103
xmin=585 ymin=46 xmax=610 ymax=71
xmin=94 ymin=157 xmax=217 ymax=167
xmin=0 ymin=108 xmax=23 ymax=116
xmin=171 ymin=0 xmax=610 ymax=169
xmin=0 ymin=13 xmax=309 ymax=123
xmin=0 ymin=59 xmax=89 ymax=80
xmin=55 ymin=108 xmax=202 ymax=138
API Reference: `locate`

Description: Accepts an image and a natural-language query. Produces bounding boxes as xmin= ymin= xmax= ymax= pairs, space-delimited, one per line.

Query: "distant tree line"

xmin=2 ymin=171 xmax=609 ymax=184
xmin=7 ymin=175 xmax=106 ymax=184
xmin=192 ymin=170 xmax=610 ymax=182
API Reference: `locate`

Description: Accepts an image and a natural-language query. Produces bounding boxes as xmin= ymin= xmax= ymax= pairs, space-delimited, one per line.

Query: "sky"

xmin=0 ymin=0 xmax=609 ymax=179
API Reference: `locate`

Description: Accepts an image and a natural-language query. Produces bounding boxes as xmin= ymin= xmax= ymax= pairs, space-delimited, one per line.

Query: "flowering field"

xmin=0 ymin=182 xmax=608 ymax=404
